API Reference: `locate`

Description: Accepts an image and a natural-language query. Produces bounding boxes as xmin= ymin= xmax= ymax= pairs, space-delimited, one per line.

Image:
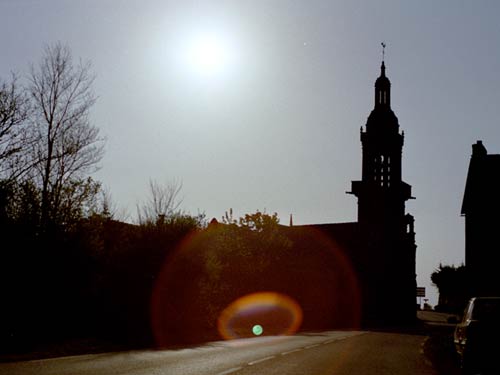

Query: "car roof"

xmin=472 ymin=297 xmax=500 ymax=300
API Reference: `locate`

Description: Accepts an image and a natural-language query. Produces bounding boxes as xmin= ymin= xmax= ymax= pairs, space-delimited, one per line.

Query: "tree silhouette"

xmin=0 ymin=74 xmax=29 ymax=179
xmin=431 ymin=263 xmax=468 ymax=313
xmin=136 ymin=179 xmax=183 ymax=225
xmin=27 ymin=43 xmax=104 ymax=228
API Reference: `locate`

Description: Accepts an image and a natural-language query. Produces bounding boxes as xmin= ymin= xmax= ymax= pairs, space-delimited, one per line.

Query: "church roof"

xmin=288 ymin=222 xmax=360 ymax=256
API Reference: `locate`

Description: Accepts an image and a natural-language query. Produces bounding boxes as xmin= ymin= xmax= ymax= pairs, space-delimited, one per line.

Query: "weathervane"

xmin=381 ymin=42 xmax=386 ymax=61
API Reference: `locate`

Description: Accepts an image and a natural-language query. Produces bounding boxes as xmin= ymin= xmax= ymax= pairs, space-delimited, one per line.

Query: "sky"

xmin=2 ymin=0 xmax=500 ymax=306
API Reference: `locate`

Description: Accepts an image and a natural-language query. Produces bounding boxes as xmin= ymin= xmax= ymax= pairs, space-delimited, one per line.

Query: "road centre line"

xmin=324 ymin=336 xmax=348 ymax=344
xmin=216 ymin=366 xmax=243 ymax=375
xmin=218 ymin=336 xmax=355 ymax=374
xmin=281 ymin=348 xmax=303 ymax=355
xmin=304 ymin=344 xmax=321 ymax=349
xmin=247 ymin=356 xmax=276 ymax=365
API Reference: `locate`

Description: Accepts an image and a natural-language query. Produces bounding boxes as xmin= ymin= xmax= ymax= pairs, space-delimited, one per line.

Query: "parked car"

xmin=454 ymin=297 xmax=500 ymax=374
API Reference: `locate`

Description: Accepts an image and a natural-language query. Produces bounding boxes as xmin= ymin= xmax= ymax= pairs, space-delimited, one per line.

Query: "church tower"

xmin=349 ymin=59 xmax=417 ymax=325
xmin=350 ymin=61 xmax=413 ymax=231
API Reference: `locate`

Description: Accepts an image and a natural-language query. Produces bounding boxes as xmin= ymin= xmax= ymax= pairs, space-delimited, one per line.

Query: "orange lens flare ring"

xmin=217 ymin=292 xmax=303 ymax=340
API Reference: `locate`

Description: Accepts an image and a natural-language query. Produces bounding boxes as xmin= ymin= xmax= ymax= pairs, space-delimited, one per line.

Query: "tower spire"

xmin=380 ymin=42 xmax=387 ymax=77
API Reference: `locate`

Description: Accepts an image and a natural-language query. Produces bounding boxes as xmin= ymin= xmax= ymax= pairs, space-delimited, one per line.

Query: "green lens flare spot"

xmin=252 ymin=324 xmax=263 ymax=336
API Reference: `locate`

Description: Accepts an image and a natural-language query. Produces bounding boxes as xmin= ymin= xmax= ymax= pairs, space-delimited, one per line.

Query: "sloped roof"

xmin=461 ymin=146 xmax=500 ymax=215
xmin=287 ymin=222 xmax=360 ymax=257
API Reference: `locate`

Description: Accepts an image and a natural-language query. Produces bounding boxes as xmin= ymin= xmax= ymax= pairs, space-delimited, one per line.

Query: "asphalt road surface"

xmin=0 ymin=331 xmax=437 ymax=374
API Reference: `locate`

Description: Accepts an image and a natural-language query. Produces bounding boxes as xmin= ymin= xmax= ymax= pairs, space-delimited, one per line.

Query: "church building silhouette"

xmin=294 ymin=60 xmax=417 ymax=326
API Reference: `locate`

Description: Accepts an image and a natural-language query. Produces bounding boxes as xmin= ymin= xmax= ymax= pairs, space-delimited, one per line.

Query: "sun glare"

xmin=184 ymin=33 xmax=233 ymax=76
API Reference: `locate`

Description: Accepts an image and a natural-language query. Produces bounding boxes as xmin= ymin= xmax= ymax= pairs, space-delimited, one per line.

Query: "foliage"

xmin=0 ymin=176 xmax=101 ymax=230
xmin=431 ymin=263 xmax=469 ymax=313
xmin=192 ymin=211 xmax=292 ymax=333
xmin=222 ymin=209 xmax=280 ymax=231
xmin=54 ymin=177 xmax=102 ymax=227
xmin=0 ymin=179 xmax=41 ymax=227
xmin=431 ymin=263 xmax=467 ymax=293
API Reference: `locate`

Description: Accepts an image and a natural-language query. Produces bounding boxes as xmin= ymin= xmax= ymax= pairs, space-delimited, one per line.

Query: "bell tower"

xmin=350 ymin=61 xmax=413 ymax=233
xmin=349 ymin=57 xmax=417 ymax=325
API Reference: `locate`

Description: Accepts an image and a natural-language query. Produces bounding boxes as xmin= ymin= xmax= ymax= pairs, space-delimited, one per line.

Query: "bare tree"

xmin=28 ymin=43 xmax=104 ymax=226
xmin=137 ymin=179 xmax=183 ymax=225
xmin=93 ymin=186 xmax=129 ymax=222
xmin=0 ymin=74 xmax=29 ymax=179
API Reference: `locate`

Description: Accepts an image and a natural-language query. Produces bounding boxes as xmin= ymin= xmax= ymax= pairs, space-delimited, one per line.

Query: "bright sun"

xmin=184 ymin=33 xmax=232 ymax=76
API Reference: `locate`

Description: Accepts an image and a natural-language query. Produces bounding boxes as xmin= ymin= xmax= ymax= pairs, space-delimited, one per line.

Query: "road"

xmin=0 ymin=331 xmax=437 ymax=374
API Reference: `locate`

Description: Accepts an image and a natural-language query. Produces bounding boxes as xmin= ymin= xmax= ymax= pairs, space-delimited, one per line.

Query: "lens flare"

xmin=217 ymin=292 xmax=303 ymax=340
xmin=252 ymin=324 xmax=263 ymax=336
xmin=151 ymin=223 xmax=361 ymax=347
